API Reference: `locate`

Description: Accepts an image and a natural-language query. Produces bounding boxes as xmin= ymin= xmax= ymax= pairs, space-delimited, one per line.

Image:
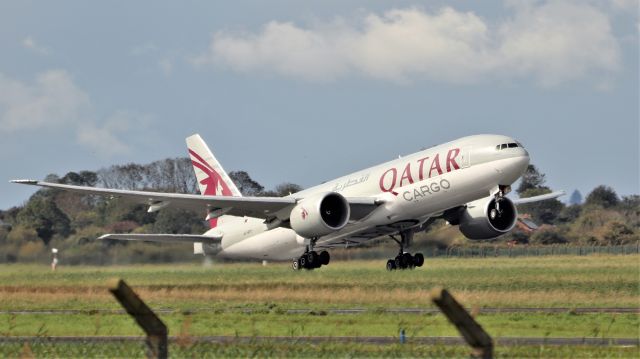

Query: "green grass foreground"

xmin=1 ymin=311 xmax=637 ymax=338
xmin=1 ymin=255 xmax=638 ymax=309
xmin=1 ymin=341 xmax=638 ymax=358
xmin=0 ymin=255 xmax=638 ymax=357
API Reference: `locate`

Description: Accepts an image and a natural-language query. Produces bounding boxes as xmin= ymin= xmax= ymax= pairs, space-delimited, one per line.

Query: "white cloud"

xmin=77 ymin=111 xmax=149 ymax=156
xmin=499 ymin=1 xmax=621 ymax=86
xmin=0 ymin=70 xmax=149 ymax=157
xmin=610 ymin=0 xmax=639 ymax=11
xmin=195 ymin=1 xmax=621 ymax=86
xmin=0 ymin=70 xmax=89 ymax=131
xmin=22 ymin=36 xmax=49 ymax=55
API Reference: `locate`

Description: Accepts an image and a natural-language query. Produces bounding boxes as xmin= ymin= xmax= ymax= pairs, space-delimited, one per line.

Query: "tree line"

xmin=437 ymin=165 xmax=639 ymax=248
xmin=0 ymin=157 xmax=301 ymax=264
xmin=0 ymin=160 xmax=637 ymax=265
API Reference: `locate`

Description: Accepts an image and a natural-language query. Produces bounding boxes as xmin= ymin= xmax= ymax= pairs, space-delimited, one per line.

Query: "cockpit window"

xmin=497 ymin=142 xmax=520 ymax=150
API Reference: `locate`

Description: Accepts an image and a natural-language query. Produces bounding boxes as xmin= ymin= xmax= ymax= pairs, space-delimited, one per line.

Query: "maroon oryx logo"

xmin=189 ymin=148 xmax=233 ymax=228
xmin=188 ymin=149 xmax=232 ymax=197
xmin=301 ymin=207 xmax=309 ymax=220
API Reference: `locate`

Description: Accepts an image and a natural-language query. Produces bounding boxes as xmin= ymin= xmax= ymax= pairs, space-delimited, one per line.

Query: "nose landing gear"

xmin=386 ymin=231 xmax=424 ymax=271
xmin=490 ymin=185 xmax=510 ymax=220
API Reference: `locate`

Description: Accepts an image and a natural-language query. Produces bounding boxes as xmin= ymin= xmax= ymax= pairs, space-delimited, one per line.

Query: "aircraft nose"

xmin=517 ymin=150 xmax=530 ymax=172
xmin=498 ymin=150 xmax=530 ymax=185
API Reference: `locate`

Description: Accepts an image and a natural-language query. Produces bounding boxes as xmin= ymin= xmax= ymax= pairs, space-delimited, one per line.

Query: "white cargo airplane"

xmin=12 ymin=134 xmax=563 ymax=270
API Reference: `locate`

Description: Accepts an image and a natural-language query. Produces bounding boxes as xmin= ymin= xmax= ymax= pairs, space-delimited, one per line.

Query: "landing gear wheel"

xmin=386 ymin=231 xmax=425 ymax=270
xmin=319 ymin=251 xmax=330 ymax=266
xmin=413 ymin=253 xmax=424 ymax=267
xmin=403 ymin=253 xmax=414 ymax=269
xmin=306 ymin=251 xmax=318 ymax=267
xmin=394 ymin=255 xmax=403 ymax=269
xmin=293 ymin=246 xmax=330 ymax=271
xmin=386 ymin=260 xmax=396 ymax=271
xmin=292 ymin=259 xmax=301 ymax=271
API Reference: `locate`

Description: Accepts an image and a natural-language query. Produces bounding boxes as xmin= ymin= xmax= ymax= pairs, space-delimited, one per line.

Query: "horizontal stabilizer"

xmin=98 ymin=233 xmax=221 ymax=244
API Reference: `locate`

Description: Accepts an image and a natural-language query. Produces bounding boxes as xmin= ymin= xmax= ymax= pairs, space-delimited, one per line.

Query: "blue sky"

xmin=0 ymin=0 xmax=638 ymax=209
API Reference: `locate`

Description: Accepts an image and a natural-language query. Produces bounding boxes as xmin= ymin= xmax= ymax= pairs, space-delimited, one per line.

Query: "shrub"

xmin=6 ymin=226 xmax=40 ymax=244
xmin=585 ymin=185 xmax=619 ymax=208
xmin=601 ymin=221 xmax=638 ymax=245
xmin=529 ymin=227 xmax=567 ymax=245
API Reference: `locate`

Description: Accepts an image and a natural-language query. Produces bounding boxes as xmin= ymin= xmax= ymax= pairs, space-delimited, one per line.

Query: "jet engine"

xmin=289 ymin=192 xmax=350 ymax=238
xmin=458 ymin=195 xmax=517 ymax=240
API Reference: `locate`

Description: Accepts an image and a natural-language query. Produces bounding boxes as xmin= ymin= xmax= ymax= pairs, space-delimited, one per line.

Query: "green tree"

xmin=60 ymin=171 xmax=98 ymax=186
xmin=273 ymin=183 xmax=303 ymax=197
xmin=585 ymin=185 xmax=619 ymax=208
xmin=17 ymin=197 xmax=71 ymax=245
xmin=153 ymin=208 xmax=207 ymax=234
xmin=516 ymin=165 xmax=546 ymax=195
xmin=262 ymin=182 xmax=304 ymax=197
xmin=557 ymin=204 xmax=582 ymax=223
xmin=229 ymin=171 xmax=264 ymax=196
xmin=516 ymin=164 xmax=564 ymax=224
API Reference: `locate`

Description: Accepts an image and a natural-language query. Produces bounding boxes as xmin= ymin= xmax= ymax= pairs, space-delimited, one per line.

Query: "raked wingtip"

xmin=10 ymin=179 xmax=39 ymax=185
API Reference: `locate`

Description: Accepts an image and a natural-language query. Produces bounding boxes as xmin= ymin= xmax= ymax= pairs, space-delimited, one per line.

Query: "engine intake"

xmin=290 ymin=192 xmax=350 ymax=238
xmin=458 ymin=196 xmax=517 ymax=240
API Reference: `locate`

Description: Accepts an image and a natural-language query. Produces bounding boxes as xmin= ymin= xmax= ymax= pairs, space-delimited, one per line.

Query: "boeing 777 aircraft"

xmin=12 ymin=134 xmax=563 ymax=270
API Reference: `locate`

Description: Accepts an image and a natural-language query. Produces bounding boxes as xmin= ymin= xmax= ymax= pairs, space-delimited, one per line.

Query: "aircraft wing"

xmin=11 ymin=180 xmax=296 ymax=219
xmin=99 ymin=233 xmax=221 ymax=244
xmin=11 ymin=180 xmax=382 ymax=221
xmin=512 ymin=190 xmax=565 ymax=204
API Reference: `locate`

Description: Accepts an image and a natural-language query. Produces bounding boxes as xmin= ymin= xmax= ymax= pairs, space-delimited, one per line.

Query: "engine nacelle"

xmin=458 ymin=196 xmax=517 ymax=240
xmin=290 ymin=192 xmax=350 ymax=238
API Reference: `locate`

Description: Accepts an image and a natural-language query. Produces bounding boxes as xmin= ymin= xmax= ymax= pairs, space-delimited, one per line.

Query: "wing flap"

xmin=99 ymin=233 xmax=221 ymax=244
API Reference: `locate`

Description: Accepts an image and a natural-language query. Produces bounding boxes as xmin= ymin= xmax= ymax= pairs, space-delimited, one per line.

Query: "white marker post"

xmin=51 ymin=248 xmax=58 ymax=271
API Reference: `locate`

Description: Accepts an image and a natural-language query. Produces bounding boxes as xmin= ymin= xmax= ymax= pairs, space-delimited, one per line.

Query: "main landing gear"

xmin=386 ymin=231 xmax=424 ymax=271
xmin=292 ymin=238 xmax=330 ymax=270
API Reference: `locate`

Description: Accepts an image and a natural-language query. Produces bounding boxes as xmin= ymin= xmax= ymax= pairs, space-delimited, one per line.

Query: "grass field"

xmin=0 ymin=254 xmax=638 ymax=357
xmin=3 ymin=341 xmax=638 ymax=358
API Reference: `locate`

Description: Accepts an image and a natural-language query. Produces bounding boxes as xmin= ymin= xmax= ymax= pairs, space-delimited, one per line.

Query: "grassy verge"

xmin=0 ymin=255 xmax=638 ymax=310
xmin=1 ymin=341 xmax=638 ymax=358
xmin=0 ymin=255 xmax=638 ymax=357
xmin=0 ymin=312 xmax=637 ymax=338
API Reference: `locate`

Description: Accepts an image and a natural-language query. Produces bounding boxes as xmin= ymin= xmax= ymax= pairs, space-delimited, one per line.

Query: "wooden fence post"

xmin=108 ymin=279 xmax=168 ymax=359
xmin=430 ymin=287 xmax=493 ymax=359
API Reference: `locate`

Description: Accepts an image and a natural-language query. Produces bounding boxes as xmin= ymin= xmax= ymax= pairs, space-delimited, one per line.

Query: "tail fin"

xmin=186 ymin=134 xmax=241 ymax=198
xmin=186 ymin=134 xmax=241 ymax=230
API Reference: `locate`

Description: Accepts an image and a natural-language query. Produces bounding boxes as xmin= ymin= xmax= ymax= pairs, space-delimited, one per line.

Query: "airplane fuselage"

xmin=210 ymin=134 xmax=530 ymax=261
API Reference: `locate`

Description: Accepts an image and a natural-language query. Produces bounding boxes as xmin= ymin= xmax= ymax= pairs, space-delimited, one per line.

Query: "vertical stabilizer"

xmin=186 ymin=134 xmax=241 ymax=234
xmin=186 ymin=134 xmax=242 ymax=198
